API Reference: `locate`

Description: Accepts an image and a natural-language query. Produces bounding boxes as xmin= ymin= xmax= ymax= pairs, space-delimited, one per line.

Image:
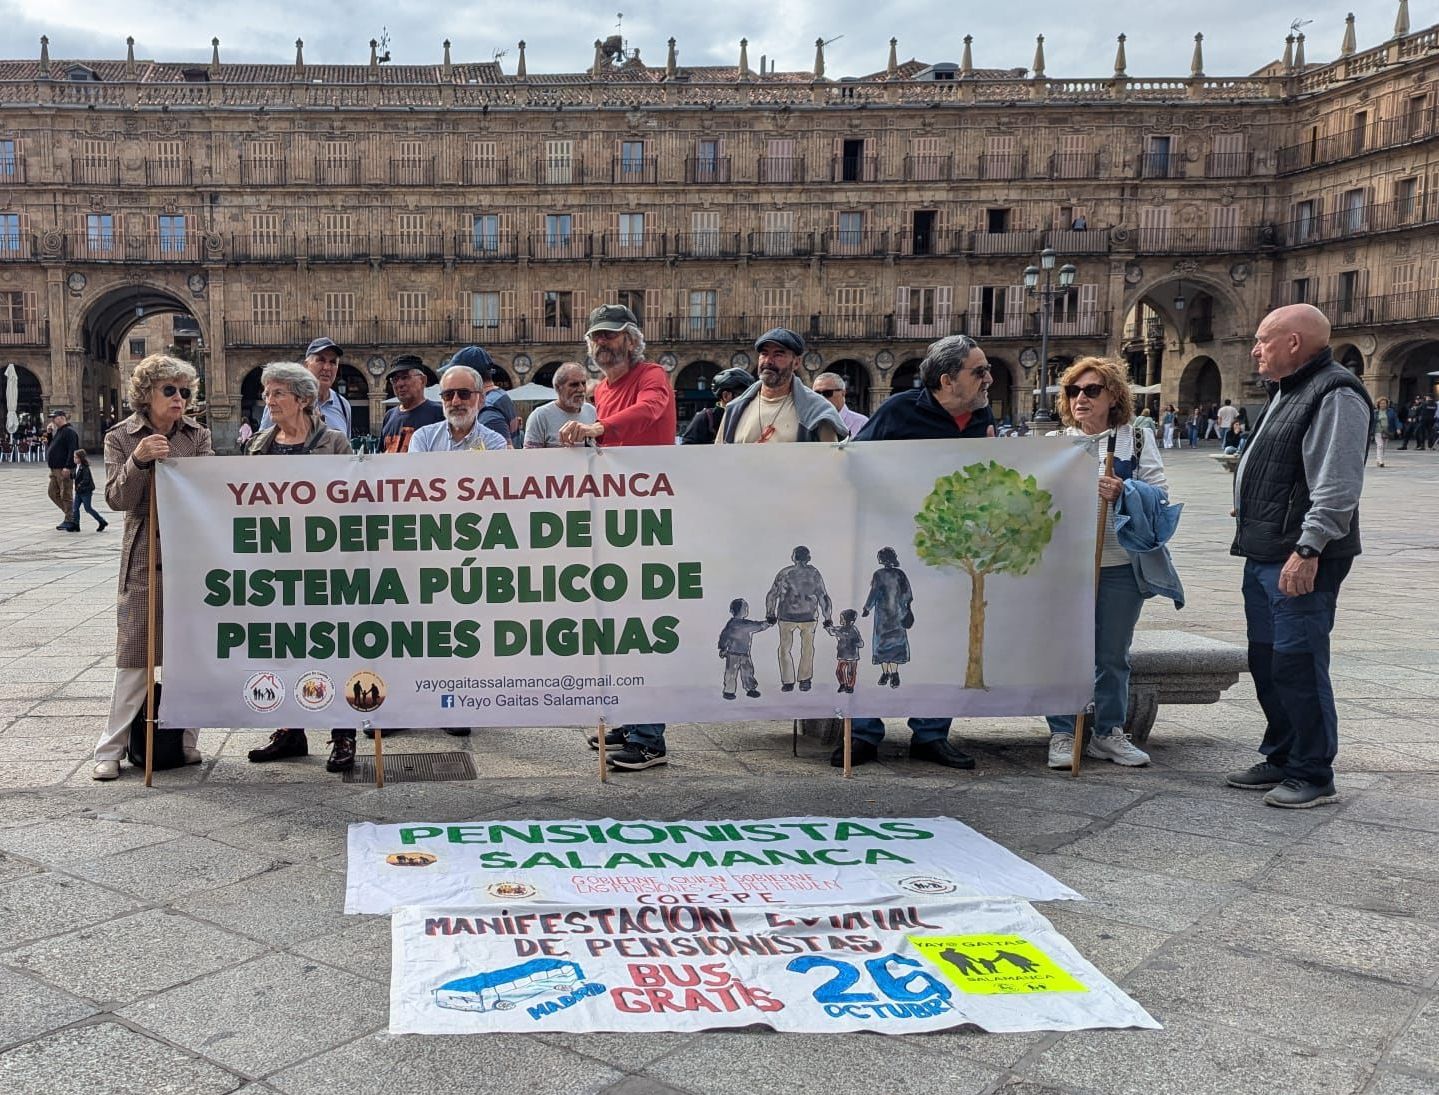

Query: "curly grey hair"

xmin=127 ymin=353 xmax=198 ymax=413
xmin=260 ymin=361 xmax=320 ymax=413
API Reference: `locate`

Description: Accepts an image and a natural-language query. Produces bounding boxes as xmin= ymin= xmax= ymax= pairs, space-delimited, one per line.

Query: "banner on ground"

xmin=344 ymin=816 xmax=1081 ymax=914
xmin=156 ymin=439 xmax=1096 ymax=729
xmin=388 ymin=896 xmax=1159 ymax=1035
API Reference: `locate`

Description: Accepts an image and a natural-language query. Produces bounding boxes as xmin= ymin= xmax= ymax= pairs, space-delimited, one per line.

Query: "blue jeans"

xmin=622 ymin=723 xmax=666 ymax=751
xmin=851 ymin=717 xmax=952 ymax=746
xmin=71 ymin=490 xmax=104 ymax=526
xmin=1242 ymin=558 xmax=1348 ymax=786
xmin=1047 ymin=564 xmax=1144 ymax=740
xmin=1187 ymin=425 xmax=1199 ymax=447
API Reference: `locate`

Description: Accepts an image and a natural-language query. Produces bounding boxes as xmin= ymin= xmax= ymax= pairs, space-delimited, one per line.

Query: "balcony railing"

xmin=529 ymin=234 xmax=592 ymax=260
xmin=454 ymin=231 xmax=521 ymax=261
xmin=0 ymin=232 xmax=36 ymax=260
xmin=1278 ymin=192 xmax=1439 ymax=247
xmin=144 ymin=161 xmax=193 ymax=186
xmin=231 ymin=235 xmax=298 ymax=262
xmin=530 ymin=321 xmax=582 ymax=344
xmin=388 ymin=159 xmax=435 ymax=186
xmin=534 ymin=157 xmax=585 ymax=185
xmin=306 ymin=234 xmax=369 ymax=261
xmin=380 ymin=233 xmax=445 ymax=261
xmin=979 ymin=152 xmax=1028 ymax=180
xmin=895 ymin=229 xmax=955 ymax=257
xmin=672 ymin=231 xmax=742 ymax=259
xmin=0 ymin=156 xmax=26 ymax=183
xmin=612 ymin=156 xmax=658 ymax=184
xmin=685 ymin=157 xmax=732 ymax=184
xmin=597 ymin=231 xmax=666 ymax=259
xmin=1128 ymin=225 xmax=1264 ymax=254
xmin=224 ymin=320 xmax=311 ymax=348
xmin=239 ymin=158 xmax=287 ymax=185
xmin=823 ymin=229 xmax=890 ymax=257
xmin=971 ymin=229 xmax=1042 ymax=255
xmin=71 ymin=157 xmax=119 ymax=185
xmin=463 ymin=158 xmax=511 ymax=185
xmin=1318 ymin=288 xmax=1439 ymax=328
xmin=1204 ymin=151 xmax=1254 ymax=177
xmin=1049 ymin=152 xmax=1101 ymax=179
xmin=69 ymin=232 xmax=204 ymax=263
xmin=0 ymin=317 xmax=47 ymax=346
xmin=903 ymin=154 xmax=954 ymax=182
xmin=829 ymin=155 xmax=879 ymax=183
xmin=758 ymin=156 xmax=805 ymax=184
xmin=1137 ymin=152 xmax=1185 ymax=179
xmin=458 ymin=319 xmax=525 ymax=344
xmin=749 ymin=230 xmax=817 ymax=257
xmin=1045 ymin=228 xmax=1109 ymax=254
xmin=319 ymin=160 xmax=362 ymax=185
xmin=1277 ymin=107 xmax=1438 ymax=173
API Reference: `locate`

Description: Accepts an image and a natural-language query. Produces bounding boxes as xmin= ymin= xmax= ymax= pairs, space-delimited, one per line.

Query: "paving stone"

xmin=205 ymin=803 xmax=371 ymax=865
xmin=1030 ymin=854 xmax=1242 ymax=933
xmin=1114 ymin=790 xmax=1329 ymax=846
xmin=1296 ymin=819 xmax=1439 ymax=880
xmin=599 ymin=1079 xmax=695 ymax=1095
xmin=0 ymin=966 xmax=97 ymax=1049
xmin=5 ymin=908 xmax=268 ymax=1006
xmin=642 ymin=1031 xmax=1002 ymax=1095
xmin=1054 ymin=822 xmax=1278 ymax=884
xmin=0 ymin=1021 xmax=239 ymax=1095
xmin=1024 ymin=1011 xmax=1368 ymax=1095
xmin=104 ymin=784 xmax=316 ymax=835
xmin=176 ymin=863 xmax=349 ymax=946
xmin=0 ymin=815 xmax=175 ymax=865
xmin=65 ymin=834 xmax=281 ymax=902
xmin=269 ymin=1030 xmax=621 ymax=1095
xmin=1367 ymin=1072 xmax=1439 ymax=1095
xmin=118 ymin=952 xmax=388 ymax=1075
xmin=286 ymin=915 xmax=391 ymax=982
xmin=1255 ymin=850 xmax=1439 ymax=922
xmin=1389 ymin=998 xmax=1439 ymax=1074
xmin=1032 ymin=905 xmax=1172 ymax=982
xmin=0 ymin=871 xmax=145 ymax=949
xmin=535 ymin=1032 xmax=698 ymax=1072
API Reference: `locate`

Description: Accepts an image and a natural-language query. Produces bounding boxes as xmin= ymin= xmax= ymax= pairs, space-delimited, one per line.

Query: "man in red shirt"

xmin=560 ymin=304 xmax=678 ymax=771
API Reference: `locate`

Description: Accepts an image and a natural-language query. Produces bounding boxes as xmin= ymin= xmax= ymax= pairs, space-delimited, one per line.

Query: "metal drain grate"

xmin=343 ymin=751 xmax=478 ymax=784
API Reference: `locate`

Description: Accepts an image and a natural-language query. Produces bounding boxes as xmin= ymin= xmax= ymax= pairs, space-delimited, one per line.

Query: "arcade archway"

xmin=891 ymin=357 xmax=924 ymax=393
xmin=674 ymin=360 xmax=721 ymax=431
xmin=1389 ymin=340 xmax=1439 ymax=406
xmin=825 ymin=359 xmax=872 ymax=414
xmin=1178 ymin=356 xmax=1221 ymax=412
xmin=1334 ymin=343 xmax=1365 ymax=377
xmin=986 ymin=358 xmax=1015 ymax=424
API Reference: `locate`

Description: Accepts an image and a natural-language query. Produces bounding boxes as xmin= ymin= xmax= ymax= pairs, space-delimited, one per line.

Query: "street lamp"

xmin=1023 ymin=248 xmax=1077 ymax=424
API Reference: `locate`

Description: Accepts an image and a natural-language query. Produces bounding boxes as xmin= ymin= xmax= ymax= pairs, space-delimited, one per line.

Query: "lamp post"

xmin=1022 ymin=247 xmax=1077 ymax=424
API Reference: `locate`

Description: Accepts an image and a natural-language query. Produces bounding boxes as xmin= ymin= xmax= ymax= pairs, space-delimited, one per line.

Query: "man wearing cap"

xmin=560 ymin=304 xmax=677 ymax=771
xmin=717 ymin=329 xmax=844 ymax=445
xmin=680 ymin=367 xmax=753 ymax=445
xmin=46 ymin=410 xmax=81 ymax=530
xmin=812 ymin=371 xmax=869 ymax=436
xmin=840 ymin=334 xmax=999 ymax=772
xmin=447 ymin=346 xmax=515 ymax=448
xmin=260 ymin=337 xmax=352 ymax=437
xmin=380 ymin=358 xmax=443 ymax=453
xmin=524 ymin=362 xmax=596 ymax=448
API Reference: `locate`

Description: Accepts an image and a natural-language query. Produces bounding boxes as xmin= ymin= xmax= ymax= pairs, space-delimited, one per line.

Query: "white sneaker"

xmin=1086 ymin=732 xmax=1150 ymax=767
xmin=182 ymin=747 xmax=203 ymax=765
xmin=92 ymin=760 xmax=120 ymax=781
xmin=1047 ymin=734 xmax=1075 ymax=769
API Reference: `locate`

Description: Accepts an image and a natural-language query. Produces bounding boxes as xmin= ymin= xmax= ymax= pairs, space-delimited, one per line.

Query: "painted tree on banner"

xmin=913 ymin=462 xmax=1061 ymax=689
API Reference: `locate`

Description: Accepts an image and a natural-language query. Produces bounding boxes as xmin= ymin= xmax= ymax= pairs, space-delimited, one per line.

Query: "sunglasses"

xmin=1063 ymin=384 xmax=1107 ymax=399
xmin=161 ymin=385 xmax=192 ymax=399
xmin=440 ymin=388 xmax=477 ymax=401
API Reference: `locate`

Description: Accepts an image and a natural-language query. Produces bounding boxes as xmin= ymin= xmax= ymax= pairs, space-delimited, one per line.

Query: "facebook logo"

xmin=440 ymin=694 xmax=456 ymax=709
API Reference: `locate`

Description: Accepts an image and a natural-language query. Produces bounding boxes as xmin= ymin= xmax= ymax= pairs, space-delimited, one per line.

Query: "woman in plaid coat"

xmin=92 ymin=354 xmax=213 ymax=781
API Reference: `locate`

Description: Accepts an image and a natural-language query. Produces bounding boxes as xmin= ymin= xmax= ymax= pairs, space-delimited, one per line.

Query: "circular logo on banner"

xmin=486 ymin=881 xmax=538 ymax=899
xmin=385 ymin=852 xmax=438 ymax=867
xmin=243 ymin=671 xmax=285 ymax=713
xmin=345 ymin=669 xmax=387 ymax=713
xmin=295 ymin=671 xmax=335 ymax=712
xmin=896 ymin=875 xmax=959 ymax=895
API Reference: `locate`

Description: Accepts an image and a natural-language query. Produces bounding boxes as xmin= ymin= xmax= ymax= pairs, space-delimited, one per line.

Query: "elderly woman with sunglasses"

xmin=93 ymin=355 xmax=214 ymax=780
xmin=1043 ymin=356 xmax=1170 ymax=771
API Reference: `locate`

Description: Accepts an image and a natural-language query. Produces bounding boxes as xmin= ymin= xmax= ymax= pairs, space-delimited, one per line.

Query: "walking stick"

xmin=1072 ymin=431 xmax=1118 ymax=778
xmin=144 ymin=480 xmax=158 ymax=788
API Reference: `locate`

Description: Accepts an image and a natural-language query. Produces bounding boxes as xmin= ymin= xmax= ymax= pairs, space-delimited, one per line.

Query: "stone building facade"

xmin=1 ymin=9 xmax=1437 ymax=448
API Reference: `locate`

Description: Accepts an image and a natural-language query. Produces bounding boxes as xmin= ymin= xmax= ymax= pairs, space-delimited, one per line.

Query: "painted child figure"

xmin=824 ymin=609 xmax=864 ymax=693
xmin=717 ymin=598 xmax=773 ymax=700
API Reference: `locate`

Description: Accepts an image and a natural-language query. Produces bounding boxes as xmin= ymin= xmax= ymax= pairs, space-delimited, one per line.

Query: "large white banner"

xmin=389 ymin=897 xmax=1159 ymax=1035
xmin=344 ymin=817 xmax=1081 ymax=914
xmin=156 ymin=439 xmax=1095 ymax=729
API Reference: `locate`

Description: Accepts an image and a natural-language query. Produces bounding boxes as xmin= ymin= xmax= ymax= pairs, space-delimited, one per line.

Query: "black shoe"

xmin=608 ymin=744 xmax=668 ymax=770
xmin=326 ymin=735 xmax=356 ymax=773
xmin=56 ymin=522 xmax=78 ymax=532
xmin=909 ymin=739 xmax=977 ymax=770
xmin=363 ymin=727 xmax=407 ymax=739
xmin=96 ymin=520 xmax=108 ymax=531
xmin=1263 ymin=778 xmax=1339 ymax=809
xmin=1225 ymin=761 xmax=1286 ymax=790
xmin=889 ymin=672 xmax=901 ymax=688
xmin=831 ymin=740 xmax=880 ymax=767
xmin=878 ymin=672 xmax=891 ymax=686
xmin=248 ymin=729 xmax=307 ymax=763
xmin=444 ymin=728 xmax=471 ymax=736
xmin=781 ymin=683 xmax=795 ymax=692
xmin=746 ymin=689 xmax=761 ymax=698
xmin=587 ymin=729 xmax=627 ymax=751
xmin=798 ymin=679 xmax=811 ymax=691
xmin=723 ymin=691 xmax=737 ymax=700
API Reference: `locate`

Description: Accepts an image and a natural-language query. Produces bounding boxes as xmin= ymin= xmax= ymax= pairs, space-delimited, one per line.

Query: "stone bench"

xmin=1211 ymin=452 xmax=1241 ymax=474
xmin=796 ymin=629 xmax=1248 ymax=749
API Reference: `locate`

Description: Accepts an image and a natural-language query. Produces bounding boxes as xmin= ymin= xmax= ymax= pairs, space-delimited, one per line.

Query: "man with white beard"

xmin=408 ymin=366 xmax=510 ymax=452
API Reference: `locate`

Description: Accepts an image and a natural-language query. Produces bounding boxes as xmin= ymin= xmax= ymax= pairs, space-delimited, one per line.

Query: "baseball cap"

xmin=713 ymin=367 xmax=755 ymax=394
xmin=586 ymin=304 xmax=638 ymax=336
xmin=446 ymin=345 xmax=496 ymax=378
xmin=754 ymin=327 xmax=805 ymax=355
xmin=305 ymin=336 xmax=343 ymax=359
xmin=385 ymin=356 xmax=438 ymax=384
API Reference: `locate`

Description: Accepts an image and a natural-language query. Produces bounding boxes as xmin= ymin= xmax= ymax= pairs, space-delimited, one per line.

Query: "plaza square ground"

xmin=0 ymin=442 xmax=1435 ymax=1095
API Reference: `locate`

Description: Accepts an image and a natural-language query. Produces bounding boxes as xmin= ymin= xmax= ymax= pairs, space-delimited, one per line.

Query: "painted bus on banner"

xmin=435 ymin=958 xmax=591 ymax=1013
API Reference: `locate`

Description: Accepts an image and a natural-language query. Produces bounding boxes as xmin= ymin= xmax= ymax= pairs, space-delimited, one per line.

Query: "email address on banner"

xmin=416 ymin=674 xmax=645 ymax=711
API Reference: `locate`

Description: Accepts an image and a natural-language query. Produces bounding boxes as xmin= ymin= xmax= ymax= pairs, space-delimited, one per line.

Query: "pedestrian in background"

xmin=68 ymin=449 xmax=107 ymax=532
xmin=46 ymin=410 xmax=81 ymax=530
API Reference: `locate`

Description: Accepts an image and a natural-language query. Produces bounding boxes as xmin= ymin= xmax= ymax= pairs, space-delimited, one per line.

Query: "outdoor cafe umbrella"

xmin=4 ymin=363 xmax=17 ymax=434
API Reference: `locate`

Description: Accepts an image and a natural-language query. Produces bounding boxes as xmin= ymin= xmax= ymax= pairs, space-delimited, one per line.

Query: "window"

xmin=1342 ymin=189 xmax=1366 ymax=233
xmin=397 ymin=213 xmax=426 ymax=245
xmin=1395 ymin=177 xmax=1419 ymax=221
xmin=617 ymin=213 xmax=644 ymax=250
xmin=761 ymin=209 xmax=795 ymax=254
xmin=158 ymin=215 xmax=186 ymax=253
xmin=321 ymin=211 xmax=351 ymax=245
xmin=86 ymin=213 xmax=114 ymax=252
xmin=1143 ymin=135 xmax=1173 ymax=178
xmin=984 ymin=135 xmax=1017 ymax=179
xmin=397 ymin=291 xmax=429 ymax=326
xmin=249 ymin=212 xmax=280 ymax=257
xmin=545 ymin=214 xmax=572 ymax=248
xmin=758 ymin=287 xmax=791 ymax=324
xmin=834 ymin=286 xmax=866 ymax=337
xmin=545 ymin=140 xmax=573 ymax=184
xmin=1338 ymin=270 xmax=1360 ymax=314
xmin=544 ymin=290 xmax=573 ymax=330
xmin=1212 ymin=204 xmax=1239 ymax=247
xmin=687 ymin=289 xmax=717 ymax=336
xmin=620 ymin=141 xmax=646 ymax=177
xmin=1054 ymin=134 xmax=1088 ymax=178
xmin=1407 ymin=95 xmax=1429 ymax=138
xmin=764 ymin=138 xmax=797 ymax=182
xmin=246 ymin=140 xmax=281 ymax=184
xmin=395 ymin=140 xmax=426 ymax=183
xmin=1293 ymin=200 xmax=1316 ymax=243
xmin=1210 ymin=133 xmax=1246 ymax=176
xmin=695 ymin=140 xmax=720 ymax=181
xmin=323 ymin=140 xmax=352 ymax=170
xmin=323 ymin=292 xmax=355 ymax=327
xmin=910 ymin=136 xmax=946 ymax=181
xmin=617 ymin=289 xmax=646 ymax=327
xmin=908 ymin=287 xmax=936 ymax=326
xmin=1390 ymin=262 xmax=1418 ymax=318
xmin=467 ymin=140 xmax=500 ymax=183
xmin=1351 ymin=111 xmax=1367 ymax=156
xmin=0 ymin=213 xmax=19 ymax=253
xmin=836 ymin=211 xmax=864 ymax=251
xmin=986 ymin=208 xmax=1010 ymax=234
xmin=1291 ymin=278 xmax=1313 ymax=304
xmin=153 ymin=140 xmax=185 ymax=183
xmin=691 ymin=210 xmax=721 ymax=256
xmin=0 ymin=139 xmax=14 ymax=178
xmin=472 ymin=213 xmax=499 ymax=253
xmin=128 ymin=338 xmax=146 ymax=358
xmin=471 ymin=290 xmax=501 ymax=331
xmin=251 ymin=292 xmax=282 ymax=326
xmin=0 ymin=290 xmax=26 ymax=336
xmin=79 ymin=139 xmax=110 ymax=183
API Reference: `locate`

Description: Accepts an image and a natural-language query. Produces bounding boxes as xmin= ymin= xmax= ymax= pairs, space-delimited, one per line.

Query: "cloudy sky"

xmin=0 ymin=1 xmax=1420 ymax=78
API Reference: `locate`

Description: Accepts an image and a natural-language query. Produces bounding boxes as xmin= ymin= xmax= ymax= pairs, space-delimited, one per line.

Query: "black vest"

xmin=1231 ymin=349 xmax=1371 ymax=562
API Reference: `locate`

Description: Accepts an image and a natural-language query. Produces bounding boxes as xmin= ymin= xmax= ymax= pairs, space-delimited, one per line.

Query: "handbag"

xmin=126 ymin=682 xmax=187 ymax=770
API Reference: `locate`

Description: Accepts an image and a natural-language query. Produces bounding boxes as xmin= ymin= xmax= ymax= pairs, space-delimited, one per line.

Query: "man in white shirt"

xmin=259 ymin=337 xmax=352 ymax=436
xmin=812 ymin=371 xmax=869 ymax=436
xmin=524 ymin=362 xmax=596 ymax=447
xmin=1216 ymin=399 xmax=1240 ymax=434
xmin=409 ymin=366 xmax=510 ymax=452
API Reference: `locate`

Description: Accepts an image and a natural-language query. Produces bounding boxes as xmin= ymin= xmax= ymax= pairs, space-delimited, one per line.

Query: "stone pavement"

xmin=0 ymin=443 xmax=1436 ymax=1095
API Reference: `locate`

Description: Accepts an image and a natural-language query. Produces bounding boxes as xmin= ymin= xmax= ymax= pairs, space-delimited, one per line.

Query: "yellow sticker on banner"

xmin=908 ymin=935 xmax=1088 ymax=995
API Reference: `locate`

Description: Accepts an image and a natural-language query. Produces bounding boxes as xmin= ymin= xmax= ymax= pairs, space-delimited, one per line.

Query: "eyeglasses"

xmin=590 ymin=329 xmax=625 ymax=341
xmin=815 ymin=389 xmax=843 ymax=397
xmin=160 ymin=385 xmax=192 ymax=399
xmin=440 ymin=388 xmax=477 ymax=402
xmin=1063 ymin=384 xmax=1108 ymax=399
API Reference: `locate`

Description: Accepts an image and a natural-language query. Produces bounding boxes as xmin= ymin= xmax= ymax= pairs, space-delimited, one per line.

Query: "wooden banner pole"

xmin=597 ymin=717 xmax=609 ymax=784
xmin=842 ymin=716 xmax=853 ymax=779
xmin=1073 ymin=433 xmax=1118 ymax=778
xmin=144 ymin=483 xmax=158 ymax=788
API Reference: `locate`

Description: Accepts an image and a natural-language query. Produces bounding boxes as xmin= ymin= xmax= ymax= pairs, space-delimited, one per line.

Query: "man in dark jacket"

xmin=844 ymin=334 xmax=997 ymax=771
xmin=1228 ymin=304 xmax=1371 ymax=809
xmin=46 ymin=410 xmax=81 ymax=530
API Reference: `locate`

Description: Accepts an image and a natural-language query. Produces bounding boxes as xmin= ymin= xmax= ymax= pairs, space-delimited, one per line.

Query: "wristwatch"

xmin=1294 ymin=544 xmax=1320 ymax=559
